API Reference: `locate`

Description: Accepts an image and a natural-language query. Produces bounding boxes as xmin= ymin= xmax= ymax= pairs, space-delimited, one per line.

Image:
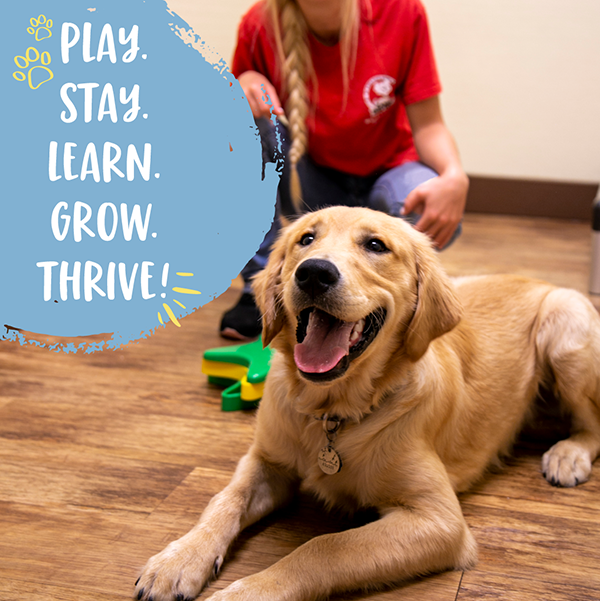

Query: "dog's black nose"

xmin=295 ymin=259 xmax=340 ymax=298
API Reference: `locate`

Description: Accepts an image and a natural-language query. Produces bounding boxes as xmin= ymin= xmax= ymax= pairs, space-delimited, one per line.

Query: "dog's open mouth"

xmin=294 ymin=307 xmax=386 ymax=381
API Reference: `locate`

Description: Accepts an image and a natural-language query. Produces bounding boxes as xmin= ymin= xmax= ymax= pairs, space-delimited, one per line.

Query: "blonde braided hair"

xmin=266 ymin=0 xmax=360 ymax=211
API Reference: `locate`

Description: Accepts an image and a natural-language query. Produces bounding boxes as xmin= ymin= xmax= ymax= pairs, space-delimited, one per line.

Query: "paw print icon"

xmin=27 ymin=14 xmax=53 ymax=41
xmin=13 ymin=47 xmax=53 ymax=90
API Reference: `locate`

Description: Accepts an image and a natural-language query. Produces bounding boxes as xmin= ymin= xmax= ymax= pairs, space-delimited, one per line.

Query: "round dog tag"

xmin=318 ymin=445 xmax=342 ymax=475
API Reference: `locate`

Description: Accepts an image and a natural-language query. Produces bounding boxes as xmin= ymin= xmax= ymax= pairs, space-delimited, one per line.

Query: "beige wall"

xmin=166 ymin=0 xmax=255 ymax=65
xmin=167 ymin=0 xmax=600 ymax=185
xmin=427 ymin=0 xmax=600 ymax=184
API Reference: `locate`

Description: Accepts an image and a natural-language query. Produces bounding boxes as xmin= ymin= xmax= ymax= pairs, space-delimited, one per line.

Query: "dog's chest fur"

xmin=258 ymin=384 xmax=407 ymax=511
xmin=298 ymin=418 xmax=389 ymax=510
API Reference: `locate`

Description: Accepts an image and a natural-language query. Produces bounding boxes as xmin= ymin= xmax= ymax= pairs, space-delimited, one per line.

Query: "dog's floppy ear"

xmin=252 ymin=235 xmax=287 ymax=347
xmin=403 ymin=238 xmax=462 ymax=362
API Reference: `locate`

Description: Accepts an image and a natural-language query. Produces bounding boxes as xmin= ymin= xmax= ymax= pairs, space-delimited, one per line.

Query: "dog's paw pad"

xmin=542 ymin=440 xmax=592 ymax=487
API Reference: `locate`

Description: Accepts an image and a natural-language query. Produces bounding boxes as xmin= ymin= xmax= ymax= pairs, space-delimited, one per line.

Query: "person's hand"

xmin=238 ymin=70 xmax=285 ymax=120
xmin=402 ymin=170 xmax=468 ymax=249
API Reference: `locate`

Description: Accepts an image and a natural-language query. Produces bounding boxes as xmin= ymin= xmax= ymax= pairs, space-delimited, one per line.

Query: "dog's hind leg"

xmin=536 ymin=288 xmax=600 ymax=487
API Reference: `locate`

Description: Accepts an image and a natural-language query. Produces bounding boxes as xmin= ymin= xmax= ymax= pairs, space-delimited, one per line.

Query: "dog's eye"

xmin=365 ymin=238 xmax=388 ymax=253
xmin=299 ymin=233 xmax=314 ymax=246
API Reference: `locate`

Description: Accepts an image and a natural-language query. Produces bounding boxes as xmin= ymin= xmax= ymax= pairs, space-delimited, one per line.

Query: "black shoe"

xmin=220 ymin=293 xmax=262 ymax=341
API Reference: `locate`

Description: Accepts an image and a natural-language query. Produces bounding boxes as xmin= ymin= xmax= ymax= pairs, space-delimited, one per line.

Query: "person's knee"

xmin=369 ymin=178 xmax=403 ymax=216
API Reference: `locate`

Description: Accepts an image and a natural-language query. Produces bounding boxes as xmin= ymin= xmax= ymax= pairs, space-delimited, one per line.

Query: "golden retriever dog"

xmin=135 ymin=206 xmax=600 ymax=601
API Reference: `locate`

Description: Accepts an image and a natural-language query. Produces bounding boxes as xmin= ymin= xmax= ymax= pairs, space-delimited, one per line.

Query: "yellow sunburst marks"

xmin=162 ymin=303 xmax=180 ymax=327
xmin=157 ymin=268 xmax=201 ymax=328
xmin=172 ymin=287 xmax=201 ymax=294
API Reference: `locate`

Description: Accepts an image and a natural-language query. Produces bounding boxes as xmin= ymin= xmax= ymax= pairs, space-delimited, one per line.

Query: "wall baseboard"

xmin=466 ymin=176 xmax=597 ymax=222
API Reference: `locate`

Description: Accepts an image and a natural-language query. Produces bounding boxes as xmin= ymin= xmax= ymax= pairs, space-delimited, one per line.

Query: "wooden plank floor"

xmin=0 ymin=213 xmax=598 ymax=601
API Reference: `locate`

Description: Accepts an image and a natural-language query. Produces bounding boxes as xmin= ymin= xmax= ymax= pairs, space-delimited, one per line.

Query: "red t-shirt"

xmin=232 ymin=0 xmax=441 ymax=177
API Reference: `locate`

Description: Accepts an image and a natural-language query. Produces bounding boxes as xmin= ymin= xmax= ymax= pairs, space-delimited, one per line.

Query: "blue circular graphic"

xmin=0 ymin=0 xmax=279 ymax=352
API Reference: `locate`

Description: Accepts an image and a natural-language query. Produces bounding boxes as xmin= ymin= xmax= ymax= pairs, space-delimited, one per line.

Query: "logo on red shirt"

xmin=363 ymin=75 xmax=396 ymax=123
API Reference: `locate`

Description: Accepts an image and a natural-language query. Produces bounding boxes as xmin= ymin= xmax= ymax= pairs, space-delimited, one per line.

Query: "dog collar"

xmin=315 ymin=414 xmax=345 ymax=475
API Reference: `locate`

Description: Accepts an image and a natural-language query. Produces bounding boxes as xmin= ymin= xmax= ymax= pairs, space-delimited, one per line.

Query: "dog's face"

xmin=253 ymin=207 xmax=461 ymax=384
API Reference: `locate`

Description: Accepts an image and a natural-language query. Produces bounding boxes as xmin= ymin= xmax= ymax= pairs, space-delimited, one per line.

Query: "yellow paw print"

xmin=27 ymin=14 xmax=53 ymax=41
xmin=13 ymin=47 xmax=54 ymax=90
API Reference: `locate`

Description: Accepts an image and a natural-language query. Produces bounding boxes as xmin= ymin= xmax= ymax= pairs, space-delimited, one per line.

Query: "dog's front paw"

xmin=542 ymin=439 xmax=592 ymax=487
xmin=135 ymin=532 xmax=224 ymax=601
xmin=206 ymin=581 xmax=251 ymax=601
xmin=205 ymin=571 xmax=293 ymax=601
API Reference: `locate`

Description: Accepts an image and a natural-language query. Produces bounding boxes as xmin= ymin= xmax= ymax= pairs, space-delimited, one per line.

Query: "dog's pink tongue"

xmin=294 ymin=310 xmax=354 ymax=374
